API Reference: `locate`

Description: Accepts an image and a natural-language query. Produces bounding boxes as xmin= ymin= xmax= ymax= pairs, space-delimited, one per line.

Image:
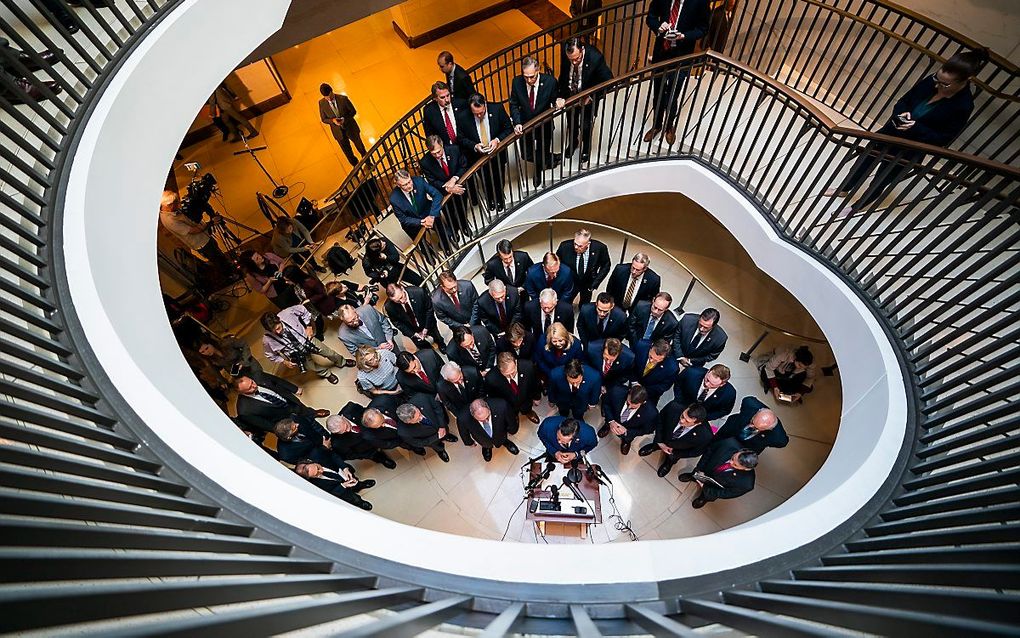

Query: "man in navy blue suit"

xmin=586 ymin=337 xmax=634 ymax=390
xmin=714 ymin=396 xmax=789 ymax=454
xmin=524 ymin=251 xmax=575 ymax=303
xmin=389 ymin=168 xmax=448 ymax=248
xmin=577 ymin=292 xmax=627 ymax=346
xmin=547 ymin=358 xmax=601 ymax=419
xmin=673 ymin=363 xmax=737 ymax=422
xmin=631 ymin=338 xmax=679 ymax=404
xmin=598 ymin=383 xmax=659 ymax=455
xmin=626 ymin=292 xmax=678 ymax=349
xmin=538 ymin=415 xmax=598 ymax=465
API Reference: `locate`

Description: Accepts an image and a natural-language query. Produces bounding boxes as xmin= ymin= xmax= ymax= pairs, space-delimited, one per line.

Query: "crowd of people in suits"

xmin=188 ymin=226 xmax=813 ymax=516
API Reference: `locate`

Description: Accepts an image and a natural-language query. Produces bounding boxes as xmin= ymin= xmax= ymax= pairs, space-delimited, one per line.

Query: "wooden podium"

xmin=525 ymin=461 xmax=603 ymax=539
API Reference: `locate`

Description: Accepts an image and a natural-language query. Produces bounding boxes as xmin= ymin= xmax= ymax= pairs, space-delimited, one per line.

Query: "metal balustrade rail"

xmin=2 ymin=0 xmax=1019 ymax=636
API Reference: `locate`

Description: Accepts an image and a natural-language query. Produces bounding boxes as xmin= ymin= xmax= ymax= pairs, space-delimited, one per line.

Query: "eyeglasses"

xmin=932 ymin=73 xmax=957 ymax=89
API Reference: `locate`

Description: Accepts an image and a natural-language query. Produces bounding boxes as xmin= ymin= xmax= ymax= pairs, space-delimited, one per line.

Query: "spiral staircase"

xmin=1 ymin=0 xmax=1018 ymax=635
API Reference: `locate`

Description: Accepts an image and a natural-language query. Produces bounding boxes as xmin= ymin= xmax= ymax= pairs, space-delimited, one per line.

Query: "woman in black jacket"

xmin=826 ymin=49 xmax=987 ymax=218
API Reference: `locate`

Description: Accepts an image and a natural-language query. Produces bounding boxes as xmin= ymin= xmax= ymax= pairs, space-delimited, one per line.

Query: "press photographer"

xmin=159 ymin=189 xmax=234 ymax=277
xmin=260 ymin=304 xmax=354 ymax=384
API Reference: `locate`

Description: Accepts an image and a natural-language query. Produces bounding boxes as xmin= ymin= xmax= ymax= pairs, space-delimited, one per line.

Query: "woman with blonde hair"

xmin=355 ymin=345 xmax=402 ymax=400
xmin=536 ymin=321 xmax=582 ymax=377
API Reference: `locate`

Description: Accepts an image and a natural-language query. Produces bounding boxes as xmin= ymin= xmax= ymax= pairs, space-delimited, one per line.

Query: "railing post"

xmin=548 ymin=222 xmax=554 ymax=253
xmin=739 ymin=330 xmax=769 ymax=363
xmin=619 ymin=237 xmax=629 ymax=264
xmin=674 ymin=276 xmax=697 ymax=315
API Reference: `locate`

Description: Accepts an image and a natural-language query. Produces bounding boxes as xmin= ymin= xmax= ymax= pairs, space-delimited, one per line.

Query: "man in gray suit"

xmin=319 ymin=83 xmax=367 ymax=167
xmin=337 ymin=304 xmax=399 ymax=355
xmin=432 ymin=270 xmax=478 ymax=329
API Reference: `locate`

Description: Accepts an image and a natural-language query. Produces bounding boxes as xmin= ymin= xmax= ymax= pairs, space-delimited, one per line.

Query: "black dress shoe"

xmin=354 ymin=479 xmax=375 ymax=492
xmin=691 ymin=496 xmax=707 ymax=509
xmin=482 ymin=447 xmax=492 ymax=462
xmin=505 ymin=441 xmax=519 ymax=455
xmin=525 ymin=411 xmax=540 ymax=424
xmin=620 ymin=440 xmax=631 ymax=455
xmin=443 ymin=433 xmax=459 ymax=443
xmin=12 ymin=78 xmax=62 ymax=104
xmin=597 ymin=422 xmax=610 ymax=438
xmin=325 ymin=373 xmax=339 ymax=384
xmin=638 ymin=443 xmax=657 ymax=457
xmin=656 ymin=460 xmax=674 ymax=478
xmin=375 ymin=453 xmax=396 ymax=469
xmin=412 ymin=447 xmax=427 ymax=456
xmin=354 ymin=498 xmax=373 ymax=511
xmin=678 ymin=472 xmax=695 ymax=482
xmin=17 ymin=49 xmax=61 ymax=72
xmin=437 ymin=449 xmax=450 ymax=463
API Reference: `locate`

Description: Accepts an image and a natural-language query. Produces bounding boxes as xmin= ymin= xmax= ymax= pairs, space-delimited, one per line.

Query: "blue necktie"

xmin=643 ymin=317 xmax=658 ymax=341
xmin=740 ymin=425 xmax=757 ymax=440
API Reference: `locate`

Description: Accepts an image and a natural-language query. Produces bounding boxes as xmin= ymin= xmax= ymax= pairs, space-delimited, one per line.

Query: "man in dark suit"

xmin=523 ymin=288 xmax=575 ymax=339
xmin=318 ymin=83 xmax=367 ymax=167
xmin=395 ymin=349 xmax=444 ymax=399
xmin=548 ymin=358 xmax=601 ymax=419
xmin=395 ymin=399 xmax=455 ymax=462
xmin=538 ymin=416 xmax=598 ymax=464
xmin=475 ymin=279 xmax=522 ymax=338
xmin=524 ymin=252 xmax=575 ymax=303
xmin=419 ymin=134 xmax=470 ymax=240
xmin=586 ymin=337 xmax=635 ymax=390
xmin=626 ymin=292 xmax=679 ymax=348
xmin=557 ymin=37 xmax=613 ymax=163
xmin=495 ymin=321 xmax=537 ymax=360
xmin=680 ymin=439 xmax=758 ymax=508
xmin=631 ymin=339 xmax=679 ymax=404
xmin=458 ymin=398 xmax=520 ymax=461
xmin=644 ymin=0 xmax=710 ymax=144
xmin=640 ymin=401 xmax=711 ymax=477
xmin=359 ymin=407 xmax=408 ymax=453
xmin=483 ymin=239 xmax=534 ymax=301
xmin=674 ymin=363 xmax=737 ymax=422
xmin=438 ymin=51 xmax=475 ymax=101
xmin=389 ymin=168 xmax=448 ymax=248
xmin=509 ymin=56 xmax=559 ymax=187
xmin=437 ymin=360 xmax=484 ymax=417
xmin=384 ymin=283 xmax=445 ymax=350
xmin=673 ymin=308 xmax=728 ymax=368
xmin=606 ymin=253 xmax=661 ymax=313
xmin=273 ymin=415 xmax=341 ymax=469
xmin=714 ymin=396 xmax=789 ymax=454
xmin=598 ymin=383 xmax=659 ymax=455
xmin=447 ymin=325 xmax=496 ymax=375
xmin=422 ymin=81 xmax=468 ymax=146
xmin=294 ymin=460 xmax=374 ymax=511
xmin=233 ymin=374 xmax=327 ymax=436
xmin=432 ymin=270 xmax=478 ymax=329
xmin=324 ymin=403 xmax=396 ymax=469
xmin=577 ymin=293 xmax=628 ymax=346
xmin=484 ymin=352 xmax=541 ymax=424
xmin=556 ymin=229 xmax=611 ymax=305
xmin=458 ymin=93 xmax=513 ymax=211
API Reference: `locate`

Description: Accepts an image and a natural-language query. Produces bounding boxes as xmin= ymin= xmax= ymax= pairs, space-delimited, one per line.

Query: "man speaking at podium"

xmin=538 ymin=416 xmax=597 ymax=465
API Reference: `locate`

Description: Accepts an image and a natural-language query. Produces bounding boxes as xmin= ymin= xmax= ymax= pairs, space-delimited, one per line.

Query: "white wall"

xmin=62 ymin=1 xmax=906 ymax=587
xmin=896 ymin=0 xmax=1020 ymax=64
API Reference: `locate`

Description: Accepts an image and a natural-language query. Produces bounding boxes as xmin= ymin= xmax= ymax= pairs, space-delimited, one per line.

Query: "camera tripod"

xmin=233 ymin=130 xmax=289 ymax=199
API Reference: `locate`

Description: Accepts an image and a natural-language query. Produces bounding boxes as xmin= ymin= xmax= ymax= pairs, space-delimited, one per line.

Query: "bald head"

xmin=751 ymin=408 xmax=778 ymax=431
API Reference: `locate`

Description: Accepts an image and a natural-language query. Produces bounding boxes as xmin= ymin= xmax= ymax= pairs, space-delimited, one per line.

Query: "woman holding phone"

xmin=825 ymin=49 xmax=987 ymax=218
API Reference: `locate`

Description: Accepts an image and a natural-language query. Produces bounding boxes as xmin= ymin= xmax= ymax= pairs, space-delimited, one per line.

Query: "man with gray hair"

xmin=458 ymin=398 xmax=520 ymax=461
xmin=607 ymin=252 xmax=661 ymax=313
xmin=556 ymin=228 xmax=612 ymax=305
xmin=395 ymin=402 xmax=450 ymax=462
xmin=509 ymin=56 xmax=560 ymax=187
xmin=389 ymin=167 xmax=446 ymax=246
xmin=437 ymin=360 xmax=483 ymax=416
xmin=324 ymin=402 xmax=397 ymax=469
xmin=713 ymin=396 xmax=789 ymax=455
xmin=523 ymin=287 xmax=575 ymax=339
xmin=475 ymin=278 xmax=522 ymax=337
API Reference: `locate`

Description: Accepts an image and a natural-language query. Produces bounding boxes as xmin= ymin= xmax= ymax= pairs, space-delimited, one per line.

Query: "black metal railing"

xmin=3 ymin=0 xmax=1019 ymax=635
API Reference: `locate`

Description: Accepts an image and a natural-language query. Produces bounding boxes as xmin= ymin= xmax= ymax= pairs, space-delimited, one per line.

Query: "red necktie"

xmin=714 ymin=462 xmax=732 ymax=473
xmin=451 ymin=292 xmax=460 ymax=309
xmin=603 ymin=360 xmax=611 ymax=375
xmin=443 ymin=108 xmax=456 ymax=142
xmin=351 ymin=424 xmax=361 ymax=433
xmin=546 ymin=271 xmax=554 ymax=284
xmin=496 ymin=300 xmax=507 ymax=327
xmin=508 ymin=377 xmax=518 ymax=394
xmin=665 ymin=0 xmax=681 ymax=50
xmin=403 ymin=302 xmax=420 ymax=330
xmin=528 ymin=85 xmax=536 ymax=110
xmin=440 ymin=155 xmax=450 ymax=176
xmin=417 ymin=370 xmax=430 ymax=384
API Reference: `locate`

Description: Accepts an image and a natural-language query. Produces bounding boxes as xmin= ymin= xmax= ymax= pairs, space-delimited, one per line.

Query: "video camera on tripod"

xmin=180 ymin=172 xmax=219 ymax=224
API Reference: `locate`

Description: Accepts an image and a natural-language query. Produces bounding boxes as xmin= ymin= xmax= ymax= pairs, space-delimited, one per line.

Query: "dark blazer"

xmin=457 ymin=397 xmax=515 ymax=447
xmin=585 ymin=339 xmax=636 ymax=388
xmin=457 ymin=103 xmax=514 ymax=164
xmin=631 ymin=340 xmax=680 ymax=402
xmin=606 ymin=264 xmax=661 ymax=310
xmin=235 ymin=373 xmax=309 ymax=434
xmin=484 ymin=359 xmax=540 ymax=413
xmin=626 ymin=301 xmax=679 ymax=347
xmin=523 ymin=262 xmax=575 ymax=303
xmin=395 ymin=348 xmax=444 ymax=397
xmin=483 ymin=250 xmax=534 ymax=290
xmin=360 ymin=418 xmax=404 ymax=450
xmin=475 ymin=287 xmax=523 ymax=337
xmin=384 ymin=285 xmax=439 ymax=341
xmin=398 ymin=393 xmax=446 ymax=447
xmin=535 ymin=335 xmax=584 ymax=377
xmin=437 ymin=366 xmax=484 ymax=415
xmin=714 ymin=396 xmax=790 ymax=454
xmin=419 ymin=145 xmax=468 ymax=191
xmin=577 ymin=302 xmax=628 ymax=344
xmin=877 ymin=74 xmax=974 ymax=147
xmin=447 ymin=64 xmax=475 ymax=101
xmin=602 ymin=384 xmax=659 ymax=437
xmin=432 ymin=280 xmax=479 ymax=328
xmin=547 ymin=363 xmax=601 ymax=414
xmin=674 ymin=365 xmax=737 ymax=422
xmin=318 ymin=94 xmax=360 ymax=139
xmin=390 ymin=176 xmax=443 ymax=239
xmin=695 ymin=436 xmax=756 ymax=501
xmin=555 ymin=238 xmax=611 ymax=296
xmin=329 ymin=402 xmax=384 ymax=460
xmin=538 ymin=416 xmax=598 ymax=456
xmin=305 ymin=469 xmax=361 ymax=502
xmin=558 ymin=43 xmax=613 ymax=99
xmin=362 ymin=239 xmax=407 ymax=285
xmin=422 ymin=97 xmax=469 ymax=145
xmin=446 ymin=324 xmax=496 ymax=373
xmin=654 ymin=399 xmax=713 ymax=458
xmin=647 ymin=0 xmax=710 ymax=59
xmin=495 ymin=330 xmax=537 ymax=360
xmin=672 ymin=313 xmax=728 ymax=366
xmin=275 ymin=416 xmax=337 ymax=468
xmin=523 ymin=299 xmax=575 ymax=339
xmin=509 ymin=73 xmax=559 ymax=126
